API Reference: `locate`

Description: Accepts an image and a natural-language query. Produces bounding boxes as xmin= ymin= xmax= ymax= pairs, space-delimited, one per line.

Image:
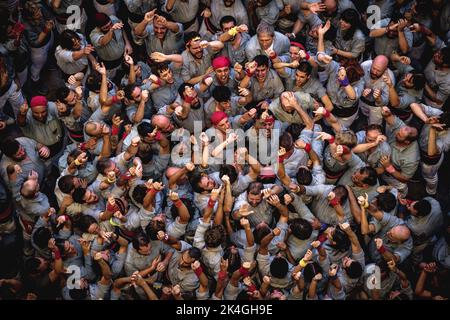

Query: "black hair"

xmin=222 ymin=247 xmax=241 ymax=274
xmin=145 ymin=219 xmax=166 ymax=241
xmin=289 ymin=218 xmax=313 ymax=240
xmin=187 ymin=247 xmax=202 ymax=260
xmin=131 ymin=231 xmax=150 ymax=251
xmin=57 ymin=175 xmax=75 ymax=194
xmin=178 ymin=82 xmax=194 ymax=97
xmin=132 ymin=184 xmax=148 ymax=205
xmin=253 ymin=55 xmax=269 ymax=68
xmin=124 ymin=83 xmax=138 ymax=100
xmin=212 ymin=86 xmax=232 ymax=103
xmin=253 ymin=224 xmax=271 ymax=245
xmin=219 ymin=165 xmax=238 ymax=185
xmin=32 ymin=227 xmax=52 ymax=249
xmin=411 ymin=71 xmax=426 ymax=90
xmin=441 ymin=47 xmax=450 ymax=66
xmin=413 ymin=199 xmax=432 ymax=217
xmin=137 ymin=121 xmax=156 ymax=138
xmin=72 ymin=187 xmax=87 ymax=204
xmin=184 ymin=31 xmax=201 ymax=46
xmin=376 ymin=192 xmax=397 ymax=213
xmin=96 ymin=158 xmax=112 ymax=175
xmin=360 ymin=166 xmax=378 ymax=186
xmin=68 ymin=288 xmax=88 ymax=300
xmin=340 ymin=8 xmax=362 ymax=40
xmin=296 ymin=167 xmax=313 ymax=186
xmin=330 ymin=226 xmax=351 ymax=252
xmin=219 ymin=15 xmax=237 ymax=29
xmin=86 ymin=72 xmax=102 ymax=92
xmin=24 ymin=257 xmax=41 ymax=275
xmin=189 ymin=171 xmax=207 ymax=194
xmin=296 ymin=61 xmax=313 ymax=75
xmin=56 ymin=87 xmax=71 ymax=103
xmin=279 ymin=131 xmax=294 ymax=151
xmin=303 ymin=262 xmax=322 ymax=283
xmin=78 ymin=215 xmax=98 ymax=234
xmin=286 ymin=123 xmax=305 ymax=140
xmin=59 ymin=30 xmax=81 ymax=50
xmin=346 ymin=261 xmax=363 ymax=279
xmin=270 ymin=257 xmax=289 ymax=278
xmin=0 ymin=137 xmax=20 ymax=157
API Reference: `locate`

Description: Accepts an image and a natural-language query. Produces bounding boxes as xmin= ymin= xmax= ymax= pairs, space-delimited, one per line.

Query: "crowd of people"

xmin=0 ymin=0 xmax=449 ymax=300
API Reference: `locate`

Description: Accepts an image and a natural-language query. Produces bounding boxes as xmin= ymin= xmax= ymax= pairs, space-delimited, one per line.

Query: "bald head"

xmin=152 ymin=115 xmax=174 ymax=133
xmin=371 ymin=55 xmax=389 ymax=79
xmin=391 ymin=225 xmax=411 ymax=242
xmin=21 ymin=180 xmax=39 ymax=199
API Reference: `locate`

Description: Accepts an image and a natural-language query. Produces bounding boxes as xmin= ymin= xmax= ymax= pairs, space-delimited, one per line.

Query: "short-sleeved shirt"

xmin=371 ymin=18 xmax=413 ymax=57
xmin=21 ymin=102 xmax=64 ymax=147
xmin=424 ymin=59 xmax=450 ymax=108
xmin=90 ymin=16 xmax=125 ymax=61
xmin=55 ymin=33 xmax=89 ymax=75
xmin=249 ymin=69 xmax=285 ymax=102
xmin=385 ymin=117 xmax=420 ymax=179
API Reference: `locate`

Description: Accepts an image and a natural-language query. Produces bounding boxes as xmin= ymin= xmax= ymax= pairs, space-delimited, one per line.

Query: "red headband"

xmin=210 ymin=111 xmax=228 ymax=126
xmin=212 ymin=56 xmax=231 ymax=70
xmin=290 ymin=41 xmax=306 ymax=51
xmin=30 ymin=96 xmax=48 ymax=108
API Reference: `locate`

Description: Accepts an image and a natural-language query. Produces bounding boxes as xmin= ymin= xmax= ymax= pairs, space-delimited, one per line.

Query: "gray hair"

xmin=256 ymin=22 xmax=274 ymax=37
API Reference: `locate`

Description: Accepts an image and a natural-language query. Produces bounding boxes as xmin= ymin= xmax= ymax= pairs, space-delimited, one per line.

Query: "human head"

xmin=30 ymin=95 xmax=48 ymax=122
xmin=72 ymin=187 xmax=99 ymax=205
xmin=220 ymin=15 xmax=237 ymax=36
xmin=189 ymin=171 xmax=217 ymax=193
xmin=253 ymin=55 xmax=269 ymax=82
xmin=212 ymin=56 xmax=231 ymax=85
xmin=386 ymin=225 xmax=411 ymax=244
xmin=212 ymin=86 xmax=232 ymax=111
xmin=210 ymin=111 xmax=231 ymax=133
xmin=153 ymin=62 xmax=174 ymax=84
xmin=256 ymin=22 xmax=274 ymax=51
xmin=327 ymin=224 xmax=351 ymax=252
xmin=58 ymin=174 xmax=84 ymax=195
xmin=296 ymin=167 xmax=312 ymax=185
xmin=375 ymin=192 xmax=397 ymax=213
xmin=270 ymin=256 xmax=289 ymax=278
xmin=56 ymin=86 xmax=77 ymax=111
xmin=246 ymin=182 xmax=264 ymax=207
xmin=395 ymin=125 xmax=418 ymax=144
xmin=342 ymin=256 xmax=363 ymax=279
xmin=94 ymin=13 xmax=111 ymax=32
xmin=402 ymin=71 xmax=425 ymax=90
xmin=131 ymin=231 xmax=152 ymax=255
xmin=78 ymin=215 xmax=100 ymax=234
xmin=303 ymin=261 xmax=323 ymax=282
xmin=370 ymin=55 xmax=389 ymax=79
xmin=335 ymin=130 xmax=357 ymax=149
xmin=365 ymin=124 xmax=384 ymax=143
xmin=339 ymin=8 xmax=361 ymax=39
xmin=351 ymin=166 xmax=378 ymax=188
xmin=409 ymin=199 xmax=432 ymax=217
xmin=295 ymin=61 xmax=312 ymax=87
xmin=59 ymin=29 xmax=82 ymax=50
xmin=23 ymin=1 xmax=43 ymax=22
xmin=85 ymin=120 xmax=107 ymax=138
xmin=204 ymin=224 xmax=226 ymax=248
xmin=153 ymin=12 xmax=172 ymax=40
xmin=289 ymin=41 xmax=307 ymax=62
xmin=152 ymin=114 xmax=175 ymax=133
xmin=433 ymin=47 xmax=450 ymax=67
xmin=179 ymin=247 xmax=202 ymax=268
xmin=124 ymin=83 xmax=142 ymax=103
xmin=184 ymin=31 xmax=203 ymax=59
xmin=289 ymin=218 xmax=313 ymax=240
xmin=219 ymin=164 xmax=238 ymax=184
xmin=0 ymin=137 xmax=26 ymax=161
xmin=21 ymin=178 xmax=40 ymax=199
